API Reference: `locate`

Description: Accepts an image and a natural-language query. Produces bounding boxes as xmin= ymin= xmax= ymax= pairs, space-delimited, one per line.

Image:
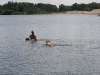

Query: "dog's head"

xmin=46 ymin=40 xmax=50 ymax=43
xmin=25 ymin=38 xmax=30 ymax=40
xmin=46 ymin=40 xmax=53 ymax=46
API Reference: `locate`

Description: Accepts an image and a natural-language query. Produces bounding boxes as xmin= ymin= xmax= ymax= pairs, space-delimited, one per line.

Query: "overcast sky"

xmin=0 ymin=0 xmax=100 ymax=7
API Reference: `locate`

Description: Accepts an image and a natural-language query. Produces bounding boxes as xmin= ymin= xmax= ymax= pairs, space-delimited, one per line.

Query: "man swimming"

xmin=26 ymin=30 xmax=39 ymax=41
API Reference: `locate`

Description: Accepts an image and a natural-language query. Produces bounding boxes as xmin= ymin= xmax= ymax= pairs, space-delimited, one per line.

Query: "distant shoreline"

xmin=0 ymin=9 xmax=100 ymax=16
xmin=51 ymin=9 xmax=100 ymax=15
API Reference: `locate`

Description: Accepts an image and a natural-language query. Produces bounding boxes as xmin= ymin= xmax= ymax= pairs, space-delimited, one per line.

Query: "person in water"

xmin=26 ymin=30 xmax=39 ymax=41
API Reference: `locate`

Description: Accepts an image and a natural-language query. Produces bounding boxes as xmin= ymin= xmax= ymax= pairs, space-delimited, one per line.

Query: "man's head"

xmin=31 ymin=30 xmax=34 ymax=34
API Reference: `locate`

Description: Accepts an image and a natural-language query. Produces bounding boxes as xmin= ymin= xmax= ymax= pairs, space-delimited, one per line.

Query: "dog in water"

xmin=46 ymin=40 xmax=54 ymax=46
xmin=26 ymin=30 xmax=39 ymax=41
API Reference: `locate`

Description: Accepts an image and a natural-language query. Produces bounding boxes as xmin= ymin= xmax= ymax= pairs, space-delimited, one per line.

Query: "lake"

xmin=0 ymin=14 xmax=100 ymax=75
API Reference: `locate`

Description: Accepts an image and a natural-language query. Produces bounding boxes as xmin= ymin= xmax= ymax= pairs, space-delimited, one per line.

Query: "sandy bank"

xmin=52 ymin=9 xmax=100 ymax=15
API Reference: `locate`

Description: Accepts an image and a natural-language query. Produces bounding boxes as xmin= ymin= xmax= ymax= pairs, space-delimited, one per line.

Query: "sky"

xmin=0 ymin=0 xmax=100 ymax=7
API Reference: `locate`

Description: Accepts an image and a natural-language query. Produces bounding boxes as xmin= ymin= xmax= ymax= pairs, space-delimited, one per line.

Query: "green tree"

xmin=82 ymin=7 xmax=90 ymax=11
xmin=18 ymin=4 xmax=25 ymax=12
xmin=0 ymin=9 xmax=2 ymax=14
xmin=72 ymin=3 xmax=78 ymax=10
xmin=59 ymin=4 xmax=66 ymax=12
xmin=78 ymin=3 xmax=86 ymax=11
xmin=13 ymin=6 xmax=19 ymax=12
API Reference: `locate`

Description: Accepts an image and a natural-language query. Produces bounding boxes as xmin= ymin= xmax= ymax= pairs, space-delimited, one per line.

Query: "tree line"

xmin=0 ymin=1 xmax=100 ymax=15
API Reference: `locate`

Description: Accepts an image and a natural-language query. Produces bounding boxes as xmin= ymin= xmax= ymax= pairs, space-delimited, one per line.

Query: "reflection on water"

xmin=0 ymin=14 xmax=100 ymax=75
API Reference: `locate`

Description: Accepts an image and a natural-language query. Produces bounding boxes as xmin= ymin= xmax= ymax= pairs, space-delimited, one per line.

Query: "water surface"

xmin=0 ymin=14 xmax=100 ymax=75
